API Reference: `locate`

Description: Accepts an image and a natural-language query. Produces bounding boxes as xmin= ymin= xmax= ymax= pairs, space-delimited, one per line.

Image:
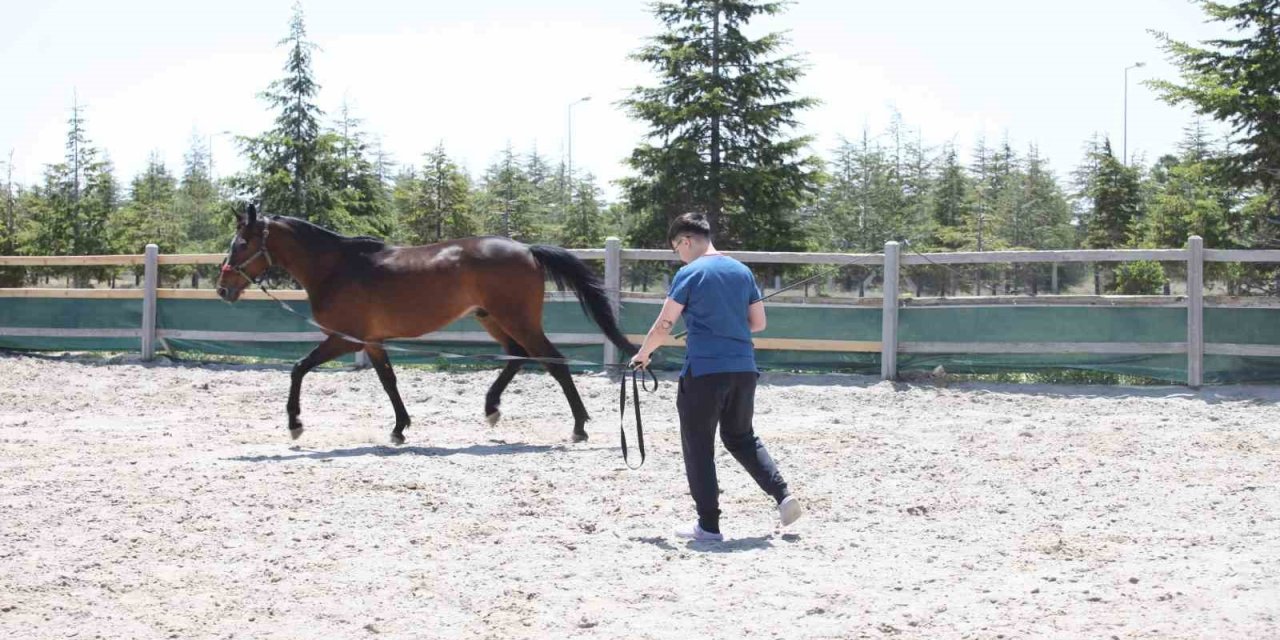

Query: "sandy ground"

xmin=0 ymin=352 xmax=1277 ymax=639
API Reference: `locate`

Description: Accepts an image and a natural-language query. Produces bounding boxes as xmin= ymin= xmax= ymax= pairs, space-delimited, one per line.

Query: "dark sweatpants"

xmin=677 ymin=371 xmax=790 ymax=534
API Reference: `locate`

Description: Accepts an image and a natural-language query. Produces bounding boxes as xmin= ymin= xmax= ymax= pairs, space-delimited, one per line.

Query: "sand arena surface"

xmin=0 ymin=352 xmax=1278 ymax=639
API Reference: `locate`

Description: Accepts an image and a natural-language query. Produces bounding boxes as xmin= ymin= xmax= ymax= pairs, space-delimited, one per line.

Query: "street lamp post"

xmin=1124 ymin=62 xmax=1145 ymax=165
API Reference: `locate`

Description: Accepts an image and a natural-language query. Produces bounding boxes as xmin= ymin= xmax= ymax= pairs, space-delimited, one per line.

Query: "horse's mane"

xmin=274 ymin=216 xmax=388 ymax=253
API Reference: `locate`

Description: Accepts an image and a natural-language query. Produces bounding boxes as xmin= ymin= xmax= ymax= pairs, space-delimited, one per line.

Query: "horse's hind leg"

xmin=506 ymin=329 xmax=591 ymax=442
xmin=476 ymin=312 xmax=526 ymax=425
xmin=365 ymin=346 xmax=411 ymax=445
xmin=485 ymin=346 xmax=527 ymax=425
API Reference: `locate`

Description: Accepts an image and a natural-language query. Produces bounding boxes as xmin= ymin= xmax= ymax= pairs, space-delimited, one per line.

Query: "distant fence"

xmin=4 ymin=236 xmax=1280 ymax=385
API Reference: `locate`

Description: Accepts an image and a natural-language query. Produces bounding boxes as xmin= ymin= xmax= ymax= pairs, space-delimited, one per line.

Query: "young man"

xmin=630 ymin=212 xmax=803 ymax=541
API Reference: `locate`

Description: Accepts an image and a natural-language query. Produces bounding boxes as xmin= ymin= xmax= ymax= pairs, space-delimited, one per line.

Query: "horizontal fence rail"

xmin=5 ymin=235 xmax=1280 ymax=386
xmin=5 ymin=245 xmax=1267 ymax=269
xmin=901 ymin=248 xmax=1189 ymax=265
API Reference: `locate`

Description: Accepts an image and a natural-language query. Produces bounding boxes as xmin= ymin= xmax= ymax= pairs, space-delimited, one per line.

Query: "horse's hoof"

xmin=390 ymin=432 xmax=406 ymax=446
xmin=289 ymin=427 xmax=304 ymax=440
xmin=485 ymin=411 xmax=502 ymax=426
xmin=572 ymin=432 xmax=588 ymax=443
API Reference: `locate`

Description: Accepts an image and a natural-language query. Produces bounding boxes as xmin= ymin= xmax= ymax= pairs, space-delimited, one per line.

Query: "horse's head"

xmin=216 ymin=204 xmax=273 ymax=303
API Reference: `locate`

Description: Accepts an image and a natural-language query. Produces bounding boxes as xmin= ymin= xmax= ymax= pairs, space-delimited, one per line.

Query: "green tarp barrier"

xmin=0 ymin=298 xmax=140 ymax=352
xmin=1204 ymin=308 xmax=1280 ymax=383
xmin=897 ymin=306 xmax=1189 ymax=382
xmin=900 ymin=306 xmax=1186 ymax=343
xmin=3 ymin=295 xmax=1280 ymax=383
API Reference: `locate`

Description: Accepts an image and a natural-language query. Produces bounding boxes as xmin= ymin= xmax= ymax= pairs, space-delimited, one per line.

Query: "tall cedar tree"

xmin=1080 ymin=138 xmax=1145 ymax=249
xmin=621 ymin=0 xmax=820 ymax=250
xmin=233 ymin=3 xmax=325 ymax=223
xmin=32 ymin=102 xmax=118 ymax=285
xmin=1149 ymin=0 xmax=1280 ymax=230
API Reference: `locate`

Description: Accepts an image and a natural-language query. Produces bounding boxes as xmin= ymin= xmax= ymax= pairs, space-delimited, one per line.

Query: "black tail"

xmin=529 ymin=245 xmax=638 ymax=357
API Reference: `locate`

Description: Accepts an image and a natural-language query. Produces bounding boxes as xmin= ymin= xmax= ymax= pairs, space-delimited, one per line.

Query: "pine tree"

xmin=108 ymin=154 xmax=184 ymax=285
xmin=326 ymin=100 xmax=394 ymax=237
xmin=396 ymin=143 xmax=476 ymax=244
xmin=621 ymin=0 xmax=820 ymax=250
xmin=476 ymin=145 xmax=540 ymax=242
xmin=930 ymin=143 xmax=973 ymax=249
xmin=31 ymin=101 xmax=118 ymax=285
xmin=968 ymin=136 xmax=994 ymax=251
xmin=560 ymin=173 xmax=605 ymax=248
xmin=885 ymin=112 xmax=934 ymax=248
xmin=1 ymin=152 xmax=17 ymax=256
xmin=1144 ymin=122 xmax=1237 ymax=250
xmin=0 ymin=152 xmax=25 ymax=286
xmin=233 ymin=2 xmax=327 ymax=223
xmin=813 ymin=136 xmax=865 ymax=252
xmin=523 ymin=147 xmax=558 ymax=240
xmin=1080 ymin=138 xmax=1145 ymax=249
xmin=1016 ymin=145 xmax=1074 ymax=250
xmin=1149 ymin=0 xmax=1280 ymax=226
xmin=814 ymin=128 xmax=901 ymax=253
xmin=110 ymin=152 xmax=182 ymax=254
xmin=391 ymin=167 xmax=418 ymax=244
xmin=175 ymin=134 xmax=225 ymax=252
xmin=988 ymin=138 xmax=1024 ymax=249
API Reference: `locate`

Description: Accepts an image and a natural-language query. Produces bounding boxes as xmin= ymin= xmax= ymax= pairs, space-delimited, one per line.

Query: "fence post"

xmin=603 ymin=237 xmax=622 ymax=368
xmin=1187 ymin=236 xmax=1204 ymax=388
xmin=881 ymin=241 xmax=900 ymax=380
xmin=354 ymin=350 xmax=371 ymax=369
xmin=141 ymin=244 xmax=159 ymax=361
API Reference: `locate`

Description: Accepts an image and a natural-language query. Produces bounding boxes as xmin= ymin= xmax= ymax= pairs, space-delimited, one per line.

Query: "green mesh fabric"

xmin=3 ymin=296 xmax=1280 ymax=384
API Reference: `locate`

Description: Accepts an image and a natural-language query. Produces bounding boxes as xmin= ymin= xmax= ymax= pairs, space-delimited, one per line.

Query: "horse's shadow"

xmin=226 ymin=441 xmax=565 ymax=463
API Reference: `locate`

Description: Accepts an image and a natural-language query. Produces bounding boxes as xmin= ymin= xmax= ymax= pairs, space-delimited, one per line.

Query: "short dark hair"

xmin=667 ymin=212 xmax=711 ymax=244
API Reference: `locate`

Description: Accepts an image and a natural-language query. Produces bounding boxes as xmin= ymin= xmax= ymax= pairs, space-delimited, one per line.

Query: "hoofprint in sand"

xmin=0 ymin=353 xmax=1276 ymax=639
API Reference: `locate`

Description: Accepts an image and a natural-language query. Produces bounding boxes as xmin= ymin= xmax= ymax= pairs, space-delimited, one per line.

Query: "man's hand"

xmin=633 ymin=297 xmax=683 ymax=371
xmin=629 ymin=352 xmax=651 ymax=370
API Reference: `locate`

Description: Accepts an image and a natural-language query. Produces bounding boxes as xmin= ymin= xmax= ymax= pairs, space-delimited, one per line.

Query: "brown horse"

xmin=215 ymin=204 xmax=636 ymax=445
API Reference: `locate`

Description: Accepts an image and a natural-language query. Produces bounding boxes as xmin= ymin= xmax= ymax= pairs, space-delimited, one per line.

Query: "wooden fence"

xmin=4 ymin=235 xmax=1280 ymax=387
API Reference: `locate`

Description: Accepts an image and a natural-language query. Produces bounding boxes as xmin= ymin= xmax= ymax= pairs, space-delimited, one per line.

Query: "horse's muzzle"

xmin=216 ymin=285 xmax=242 ymax=303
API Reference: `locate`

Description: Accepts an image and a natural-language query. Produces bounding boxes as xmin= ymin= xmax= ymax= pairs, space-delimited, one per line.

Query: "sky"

xmin=0 ymin=0 xmax=1234 ymax=200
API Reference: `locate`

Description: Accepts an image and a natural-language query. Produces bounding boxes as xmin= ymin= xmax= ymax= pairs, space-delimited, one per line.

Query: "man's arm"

xmin=630 ymin=297 xmax=685 ymax=368
xmin=748 ymin=300 xmax=767 ymax=333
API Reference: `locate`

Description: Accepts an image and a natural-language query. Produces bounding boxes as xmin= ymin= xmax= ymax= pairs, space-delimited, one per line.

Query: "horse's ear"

xmin=246 ymin=203 xmax=258 ymax=227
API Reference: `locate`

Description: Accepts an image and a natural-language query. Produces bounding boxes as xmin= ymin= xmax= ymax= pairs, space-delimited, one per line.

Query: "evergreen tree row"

xmin=0 ymin=0 xmax=1275 ymax=297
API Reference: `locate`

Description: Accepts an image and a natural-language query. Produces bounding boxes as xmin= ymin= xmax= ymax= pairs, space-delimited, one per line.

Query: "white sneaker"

xmin=674 ymin=522 xmax=724 ymax=542
xmin=778 ymin=496 xmax=804 ymax=527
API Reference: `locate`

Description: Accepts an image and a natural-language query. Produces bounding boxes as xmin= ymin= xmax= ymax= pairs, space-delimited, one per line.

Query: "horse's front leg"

xmin=287 ymin=335 xmax=362 ymax=440
xmin=365 ymin=346 xmax=411 ymax=445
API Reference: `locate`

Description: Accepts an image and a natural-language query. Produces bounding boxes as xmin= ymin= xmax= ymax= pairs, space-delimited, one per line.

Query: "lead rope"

xmin=620 ymin=366 xmax=658 ymax=469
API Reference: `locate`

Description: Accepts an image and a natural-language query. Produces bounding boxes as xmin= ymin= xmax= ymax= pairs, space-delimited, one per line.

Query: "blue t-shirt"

xmin=668 ymin=255 xmax=763 ymax=377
